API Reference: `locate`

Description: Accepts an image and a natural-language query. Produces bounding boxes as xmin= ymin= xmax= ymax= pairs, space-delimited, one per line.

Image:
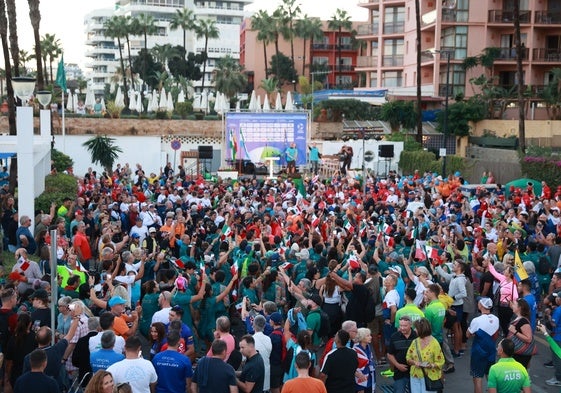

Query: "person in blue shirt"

xmin=285 ymin=142 xmax=298 ymax=175
xmin=308 ymin=143 xmax=320 ymax=175
xmin=166 ymin=305 xmax=195 ymax=361
xmin=0 ymin=166 xmax=9 ymax=186
xmin=152 ymin=330 xmax=193 ymax=393
xmin=90 ymin=331 xmax=125 ymax=372
xmin=519 ymin=279 xmax=537 ymax=332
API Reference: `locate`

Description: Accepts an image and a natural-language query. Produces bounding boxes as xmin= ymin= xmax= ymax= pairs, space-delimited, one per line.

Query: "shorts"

xmin=287 ymin=161 xmax=296 ymax=170
xmin=451 ymin=305 xmax=463 ymax=323
xmin=270 ymin=364 xmax=283 ymax=389
xmin=470 ymin=354 xmax=493 ymax=378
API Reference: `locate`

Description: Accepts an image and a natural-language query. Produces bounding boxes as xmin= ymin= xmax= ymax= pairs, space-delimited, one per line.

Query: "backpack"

xmin=538 ymin=256 xmax=551 ymax=275
xmin=317 ymin=309 xmax=331 ymax=341
xmin=271 ymin=329 xmax=288 ymax=365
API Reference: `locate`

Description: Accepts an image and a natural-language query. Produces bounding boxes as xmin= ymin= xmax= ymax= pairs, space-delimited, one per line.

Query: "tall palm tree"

xmin=105 ymin=15 xmax=130 ymax=108
xmin=195 ymin=18 xmax=219 ymax=92
xmin=213 ymin=55 xmax=247 ymax=100
xmin=295 ymin=16 xmax=323 ymax=77
xmin=279 ymin=0 xmax=301 ymax=67
xmin=28 ymin=0 xmax=44 ymax=88
xmin=513 ymin=0 xmax=525 ymax=151
xmin=0 ymin=0 xmax=16 ymax=137
xmin=40 ymin=34 xmax=61 ymax=84
xmin=134 ymin=13 xmax=157 ymax=93
xmin=415 ymin=0 xmax=423 ymax=143
xmin=18 ymin=49 xmax=31 ymax=74
xmin=328 ymin=8 xmax=352 ymax=84
xmin=120 ymin=15 xmax=136 ymax=91
xmin=170 ymin=8 xmax=196 ymax=57
xmin=82 ymin=135 xmax=123 ymax=175
xmin=251 ymin=10 xmax=274 ymax=77
xmin=6 ymin=0 xmax=19 ymax=78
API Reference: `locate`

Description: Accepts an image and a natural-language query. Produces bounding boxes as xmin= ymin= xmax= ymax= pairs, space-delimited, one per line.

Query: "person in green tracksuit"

xmin=394 ymin=288 xmax=425 ymax=328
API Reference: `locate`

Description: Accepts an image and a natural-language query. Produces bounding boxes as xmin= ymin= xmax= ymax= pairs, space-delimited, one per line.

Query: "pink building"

xmin=355 ymin=0 xmax=561 ymax=103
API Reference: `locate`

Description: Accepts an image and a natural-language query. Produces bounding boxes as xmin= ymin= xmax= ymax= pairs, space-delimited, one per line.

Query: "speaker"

xmin=198 ymin=146 xmax=213 ymax=159
xmin=379 ymin=145 xmax=394 ymax=158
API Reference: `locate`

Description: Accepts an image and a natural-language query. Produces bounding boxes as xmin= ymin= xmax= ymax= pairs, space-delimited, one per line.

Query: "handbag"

xmin=507 ymin=320 xmax=537 ymax=356
xmin=415 ymin=339 xmax=444 ymax=392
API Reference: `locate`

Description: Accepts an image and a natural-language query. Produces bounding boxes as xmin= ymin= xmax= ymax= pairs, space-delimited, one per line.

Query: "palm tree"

xmin=83 ymin=135 xmax=123 ymax=175
xmin=195 ymin=18 xmax=219 ymax=92
xmin=513 ymin=0 xmax=525 ymax=151
xmin=328 ymin=8 xmax=352 ymax=84
xmin=279 ymin=0 xmax=301 ymax=66
xmin=105 ymin=15 xmax=130 ymax=108
xmin=121 ymin=15 xmax=136 ymax=91
xmin=134 ymin=13 xmax=157 ymax=93
xmin=271 ymin=8 xmax=287 ymax=75
xmin=295 ymin=16 xmax=323 ymax=77
xmin=28 ymin=0 xmax=44 ymax=88
xmin=213 ymin=55 xmax=247 ymax=100
xmin=6 ymin=0 xmax=19 ymax=78
xmin=0 ymin=0 xmax=16 ymax=136
xmin=170 ymin=8 xmax=196 ymax=57
xmin=40 ymin=34 xmax=61 ymax=84
xmin=251 ymin=10 xmax=274 ymax=77
xmin=151 ymin=44 xmax=180 ymax=72
xmin=18 ymin=49 xmax=31 ymax=74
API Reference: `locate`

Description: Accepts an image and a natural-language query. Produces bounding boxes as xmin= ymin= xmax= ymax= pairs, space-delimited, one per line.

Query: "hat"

xmin=308 ymin=293 xmax=323 ymax=306
xmin=389 ymin=266 xmax=402 ymax=275
xmin=478 ymin=297 xmax=493 ymax=309
xmin=31 ymin=288 xmax=49 ymax=300
xmin=149 ymin=227 xmax=157 ymax=233
xmin=174 ymin=276 xmax=187 ymax=291
xmin=295 ymin=249 xmax=310 ymax=260
xmin=108 ymin=296 xmax=127 ymax=307
xmin=75 ymin=210 xmax=84 ymax=216
xmin=269 ymin=312 xmax=283 ymax=324
xmin=290 ymin=243 xmax=300 ymax=253
xmin=466 ymin=226 xmax=474 ymax=233
xmin=136 ymin=216 xmax=143 ymax=221
xmin=131 ymin=233 xmax=140 ymax=239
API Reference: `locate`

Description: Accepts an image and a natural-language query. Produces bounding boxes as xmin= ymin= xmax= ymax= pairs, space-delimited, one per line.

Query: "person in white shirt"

xmin=151 ymin=291 xmax=173 ymax=325
xmin=252 ymin=315 xmax=272 ymax=392
xmin=129 ymin=217 xmax=149 ymax=244
xmin=107 ymin=336 xmax=157 ymax=393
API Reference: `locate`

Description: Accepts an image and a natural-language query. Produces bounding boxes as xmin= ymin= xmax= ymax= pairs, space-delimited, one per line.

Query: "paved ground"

xmin=375 ymin=333 xmax=556 ymax=392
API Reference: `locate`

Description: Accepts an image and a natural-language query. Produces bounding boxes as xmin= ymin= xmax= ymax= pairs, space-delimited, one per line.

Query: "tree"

xmin=380 ymin=100 xmax=416 ymax=132
xmin=414 ymin=0 xmax=423 ymax=144
xmin=105 ymin=15 xmax=130 ymax=108
xmin=436 ymin=98 xmax=485 ymax=137
xmin=82 ymin=135 xmax=123 ymax=175
xmin=6 ymin=0 xmax=19 ymax=80
xmin=169 ymin=8 xmax=196 ymax=57
xmin=213 ymin=55 xmax=247 ymax=99
xmin=294 ymin=16 xmax=323 ymax=77
xmin=151 ymin=44 xmax=181 ymax=72
xmin=18 ymin=49 xmax=31 ymax=73
xmin=328 ymin=9 xmax=352 ymax=83
xmin=28 ymin=0 xmax=45 ymax=88
xmin=540 ymin=68 xmax=561 ymax=120
xmin=269 ymin=53 xmax=297 ymax=87
xmin=251 ymin=10 xmax=274 ymax=78
xmin=278 ymin=0 xmax=301 ymax=66
xmin=167 ymin=48 xmax=205 ymax=83
xmin=133 ymin=13 xmax=157 ymax=92
xmin=513 ymin=0 xmax=526 ymax=151
xmin=131 ymin=48 xmax=164 ymax=91
xmin=195 ymin=18 xmax=219 ymax=92
xmin=40 ymin=34 xmax=61 ymax=84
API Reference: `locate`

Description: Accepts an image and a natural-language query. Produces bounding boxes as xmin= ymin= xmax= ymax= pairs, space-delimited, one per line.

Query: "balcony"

xmin=329 ymin=64 xmax=355 ymax=72
xmin=383 ymin=22 xmax=405 ymax=35
xmin=356 ymin=23 xmax=379 ymax=36
xmin=312 ymin=44 xmax=355 ymax=51
xmin=382 ymin=55 xmax=403 ymax=67
xmin=533 ymin=48 xmax=561 ymax=62
xmin=488 ymin=10 xmax=531 ymax=24
xmin=535 ymin=11 xmax=561 ymax=24
xmin=496 ymin=47 xmax=529 ymax=61
xmin=438 ymin=84 xmax=464 ymax=98
xmin=356 ymin=56 xmax=378 ymax=68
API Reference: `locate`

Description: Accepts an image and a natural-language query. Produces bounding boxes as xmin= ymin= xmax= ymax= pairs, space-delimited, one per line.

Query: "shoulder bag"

xmin=415 ymin=339 xmax=444 ymax=392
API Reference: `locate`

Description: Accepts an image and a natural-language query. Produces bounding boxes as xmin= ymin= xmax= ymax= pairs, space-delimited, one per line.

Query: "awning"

xmin=0 ymin=153 xmax=15 ymax=160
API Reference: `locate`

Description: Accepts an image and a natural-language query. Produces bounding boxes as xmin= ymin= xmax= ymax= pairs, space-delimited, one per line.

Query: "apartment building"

xmin=355 ymin=0 xmax=561 ymax=102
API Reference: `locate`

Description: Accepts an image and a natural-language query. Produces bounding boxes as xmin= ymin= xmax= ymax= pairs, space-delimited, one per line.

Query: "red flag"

xmin=311 ymin=214 xmax=320 ymax=227
xmin=348 ymin=254 xmax=360 ymax=269
xmin=230 ymin=262 xmax=239 ymax=276
xmin=280 ymin=262 xmax=293 ymax=270
xmin=20 ymin=260 xmax=30 ymax=271
xmin=414 ymin=240 xmax=427 ymax=260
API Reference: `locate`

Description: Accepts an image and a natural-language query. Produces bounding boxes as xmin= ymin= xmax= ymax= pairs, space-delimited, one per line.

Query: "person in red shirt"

xmin=73 ymin=222 xmax=92 ymax=270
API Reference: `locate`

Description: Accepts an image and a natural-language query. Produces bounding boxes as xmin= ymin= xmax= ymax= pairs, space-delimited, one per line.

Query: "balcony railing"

xmin=438 ymin=84 xmax=464 ymax=98
xmin=383 ymin=22 xmax=405 ymax=34
xmin=533 ymin=48 xmax=561 ymax=61
xmin=312 ymin=44 xmax=354 ymax=51
xmin=382 ymin=55 xmax=404 ymax=67
xmin=329 ymin=64 xmax=355 ymax=72
xmin=496 ymin=47 xmax=529 ymax=61
xmin=535 ymin=11 xmax=561 ymax=24
xmin=357 ymin=23 xmax=379 ymax=36
xmin=488 ymin=10 xmax=531 ymax=23
xmin=357 ymin=56 xmax=378 ymax=68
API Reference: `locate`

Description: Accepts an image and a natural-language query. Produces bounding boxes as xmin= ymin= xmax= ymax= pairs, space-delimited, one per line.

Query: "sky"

xmin=9 ymin=0 xmax=368 ymax=69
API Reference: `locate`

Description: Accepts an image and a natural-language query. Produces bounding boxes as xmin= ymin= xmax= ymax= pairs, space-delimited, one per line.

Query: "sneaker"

xmin=381 ymin=369 xmax=394 ymax=378
xmin=546 ymin=378 xmax=561 ymax=386
xmin=545 ymin=361 xmax=555 ymax=368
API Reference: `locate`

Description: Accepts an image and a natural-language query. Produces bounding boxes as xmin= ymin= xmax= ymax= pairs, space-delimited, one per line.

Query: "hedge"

xmin=399 ymin=150 xmax=465 ymax=177
xmin=35 ymin=173 xmax=77 ymax=213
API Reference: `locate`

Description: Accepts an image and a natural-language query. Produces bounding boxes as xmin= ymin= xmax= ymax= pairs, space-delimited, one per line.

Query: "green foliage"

xmin=269 ymin=53 xmax=298 ymax=87
xmin=132 ymin=48 xmax=165 ymax=90
xmin=50 ymin=149 xmax=74 ymax=173
xmin=155 ymin=110 xmax=169 ymax=119
xmin=316 ymin=99 xmax=380 ymax=121
xmin=168 ymin=50 xmax=205 ymax=83
xmin=260 ymin=77 xmax=278 ymax=94
xmin=204 ymin=115 xmax=220 ymax=120
xmin=399 ymin=150 xmax=465 ymax=176
xmin=520 ymin=156 xmax=561 ymax=189
xmin=82 ymin=135 xmax=123 ymax=174
xmin=539 ymin=68 xmax=561 ymax=120
xmin=436 ymin=99 xmax=485 ymax=137
xmin=380 ymin=101 xmax=416 ymax=131
xmin=35 ymin=173 xmax=77 ymax=213
xmin=526 ymin=145 xmax=553 ymax=157
xmin=175 ymin=102 xmax=192 ymax=118
xmin=213 ymin=55 xmax=247 ymax=99
xmin=106 ymin=101 xmax=123 ymax=118
xmin=384 ymin=132 xmax=422 ymax=151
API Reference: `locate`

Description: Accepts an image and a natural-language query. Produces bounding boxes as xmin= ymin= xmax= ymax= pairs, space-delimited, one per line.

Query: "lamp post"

xmin=36 ymin=91 xmax=52 ymax=141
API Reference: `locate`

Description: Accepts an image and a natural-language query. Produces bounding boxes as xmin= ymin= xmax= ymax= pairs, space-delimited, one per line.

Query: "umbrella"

xmin=235 ymin=100 xmax=241 ymax=112
xmin=256 ymin=95 xmax=262 ymax=112
xmin=166 ymin=91 xmax=174 ymax=112
xmin=214 ymin=92 xmax=223 ymax=114
xmin=200 ymin=91 xmax=209 ymax=114
xmin=222 ymin=95 xmax=230 ymax=113
xmin=262 ymin=94 xmax=271 ymax=112
xmin=248 ymin=90 xmax=257 ymax=112
xmin=128 ymin=90 xmax=137 ymax=111
xmin=159 ymin=87 xmax=167 ymax=110
xmin=100 ymin=97 xmax=106 ymax=111
xmin=285 ymin=91 xmax=294 ymax=111
xmin=72 ymin=90 xmax=79 ymax=112
xmin=84 ymin=87 xmax=95 ymax=110
xmin=66 ymin=90 xmax=74 ymax=112
xmin=192 ymin=94 xmax=201 ymax=111
xmin=504 ymin=178 xmax=542 ymax=197
xmin=275 ymin=91 xmax=282 ymax=110
xmin=136 ymin=92 xmax=143 ymax=113
xmin=114 ymin=87 xmax=124 ymax=108
xmin=150 ymin=92 xmax=159 ymax=112
xmin=177 ymin=90 xmax=185 ymax=103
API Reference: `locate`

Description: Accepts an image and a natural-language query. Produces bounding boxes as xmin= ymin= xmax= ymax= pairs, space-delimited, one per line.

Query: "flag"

xmin=359 ymin=221 xmax=368 ymax=238
xmin=348 ymin=253 xmax=360 ymax=269
xmin=56 ymin=55 xmax=67 ymax=91
xmin=408 ymin=227 xmax=418 ymax=240
xmin=426 ymin=246 xmax=441 ymax=264
xmin=385 ymin=235 xmax=395 ymax=248
xmin=76 ymin=260 xmax=88 ymax=273
xmin=239 ymin=127 xmax=251 ymax=159
xmin=383 ymin=223 xmax=392 ymax=235
xmin=230 ymin=261 xmax=239 ymax=276
xmin=280 ymin=261 xmax=293 ymax=270
xmin=513 ymin=250 xmax=528 ymax=282
xmin=311 ymin=214 xmax=320 ymax=227
xmin=229 ymin=129 xmax=238 ymax=161
xmin=171 ymin=257 xmax=185 ymax=270
xmin=414 ymin=240 xmax=427 ymax=260
xmin=221 ymin=224 xmax=232 ymax=241
xmin=344 ymin=219 xmax=355 ymax=234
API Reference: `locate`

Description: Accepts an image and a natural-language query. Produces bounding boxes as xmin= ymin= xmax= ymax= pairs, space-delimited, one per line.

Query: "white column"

xmin=40 ymin=109 xmax=51 ymax=138
xmin=17 ymin=106 xmax=35 ymax=234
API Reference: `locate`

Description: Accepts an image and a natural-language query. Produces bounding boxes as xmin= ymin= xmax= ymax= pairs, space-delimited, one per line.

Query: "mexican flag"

xmin=221 ymin=224 xmax=232 ymax=240
xmin=414 ymin=240 xmax=427 ymax=260
xmin=311 ymin=214 xmax=320 ymax=227
xmin=344 ymin=219 xmax=355 ymax=234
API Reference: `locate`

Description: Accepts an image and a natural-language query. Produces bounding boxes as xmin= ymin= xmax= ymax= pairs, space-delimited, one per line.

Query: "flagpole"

xmin=61 ymin=89 xmax=66 ymax=154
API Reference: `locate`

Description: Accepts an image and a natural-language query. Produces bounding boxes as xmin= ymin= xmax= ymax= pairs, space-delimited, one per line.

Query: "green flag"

xmin=56 ymin=55 xmax=66 ymax=91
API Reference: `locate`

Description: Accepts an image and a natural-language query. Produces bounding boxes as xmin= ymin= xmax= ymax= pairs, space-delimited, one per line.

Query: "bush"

xmin=521 ymin=156 xmax=561 ymax=188
xmin=51 ymin=149 xmax=74 ymax=173
xmin=385 ymin=132 xmax=422 ymax=151
xmin=175 ymin=102 xmax=193 ymax=119
xmin=399 ymin=150 xmax=466 ymax=176
xmin=35 ymin=173 xmax=77 ymax=213
xmin=155 ymin=110 xmax=169 ymax=119
xmin=106 ymin=101 xmax=123 ymax=119
xmin=204 ymin=115 xmax=220 ymax=120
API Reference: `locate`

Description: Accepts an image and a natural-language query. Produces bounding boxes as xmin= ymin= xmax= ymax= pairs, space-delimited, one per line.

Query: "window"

xmin=382 ymin=71 xmax=402 ymax=87
xmin=383 ymin=39 xmax=404 ymax=66
xmin=441 ymin=26 xmax=467 ymax=59
xmin=369 ymin=72 xmax=378 ymax=87
xmin=383 ymin=7 xmax=405 ymax=34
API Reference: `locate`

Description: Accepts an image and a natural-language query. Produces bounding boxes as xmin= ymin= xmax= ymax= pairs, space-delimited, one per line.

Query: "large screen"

xmin=225 ymin=112 xmax=308 ymax=166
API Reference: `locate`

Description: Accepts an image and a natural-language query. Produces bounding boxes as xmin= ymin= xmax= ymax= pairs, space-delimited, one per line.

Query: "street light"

xmin=12 ymin=77 xmax=36 ymax=106
xmin=428 ymin=49 xmax=453 ymax=178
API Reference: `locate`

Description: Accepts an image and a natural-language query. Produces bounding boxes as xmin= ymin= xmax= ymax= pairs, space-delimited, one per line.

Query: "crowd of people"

xmin=0 ymin=161 xmax=559 ymax=393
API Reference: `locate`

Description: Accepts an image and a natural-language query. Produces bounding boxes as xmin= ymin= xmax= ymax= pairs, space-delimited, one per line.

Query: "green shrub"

xmin=521 ymin=156 xmax=561 ymax=188
xmin=175 ymin=102 xmax=193 ymax=119
xmin=399 ymin=150 xmax=465 ymax=176
xmin=204 ymin=115 xmax=220 ymax=120
xmin=385 ymin=132 xmax=422 ymax=151
xmin=51 ymin=149 xmax=74 ymax=173
xmin=35 ymin=173 xmax=77 ymax=212
xmin=155 ymin=110 xmax=169 ymax=119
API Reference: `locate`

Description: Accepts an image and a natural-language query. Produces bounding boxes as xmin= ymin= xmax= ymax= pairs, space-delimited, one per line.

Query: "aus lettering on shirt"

xmin=503 ymin=371 xmax=522 ymax=381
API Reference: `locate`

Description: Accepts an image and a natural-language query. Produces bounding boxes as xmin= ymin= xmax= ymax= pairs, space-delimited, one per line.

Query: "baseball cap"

xmin=131 ymin=233 xmax=140 ymax=239
xmin=75 ymin=210 xmax=83 ymax=216
xmin=108 ymin=296 xmax=127 ymax=307
xmin=389 ymin=266 xmax=402 ymax=275
xmin=478 ymin=297 xmax=493 ymax=309
xmin=308 ymin=293 xmax=323 ymax=306
xmin=149 ymin=227 xmax=157 ymax=233
xmin=269 ymin=312 xmax=283 ymax=324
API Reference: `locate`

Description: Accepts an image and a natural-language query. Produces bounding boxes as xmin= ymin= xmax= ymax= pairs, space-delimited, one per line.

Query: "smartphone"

xmin=33 ymin=320 xmax=41 ymax=331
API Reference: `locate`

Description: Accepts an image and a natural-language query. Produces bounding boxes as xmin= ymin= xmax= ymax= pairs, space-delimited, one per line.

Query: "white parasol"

xmin=114 ymin=86 xmax=125 ymax=108
xmin=166 ymin=91 xmax=174 ymax=112
xmin=128 ymin=90 xmax=137 ymax=111
xmin=192 ymin=94 xmax=201 ymax=111
xmin=72 ymin=90 xmax=79 ymax=112
xmin=100 ymin=97 xmax=106 ymax=111
xmin=84 ymin=87 xmax=96 ymax=110
xmin=256 ymin=95 xmax=262 ymax=112
xmin=214 ymin=92 xmax=223 ymax=114
xmin=275 ymin=91 xmax=283 ymax=110
xmin=285 ymin=91 xmax=294 ymax=111
xmin=200 ymin=91 xmax=208 ymax=114
xmin=222 ymin=95 xmax=230 ymax=113
xmin=159 ymin=87 xmax=167 ymax=110
xmin=150 ymin=91 xmax=159 ymax=112
xmin=136 ymin=91 xmax=143 ymax=113
xmin=235 ymin=100 xmax=241 ymax=112
xmin=66 ymin=89 xmax=74 ymax=112
xmin=177 ymin=90 xmax=185 ymax=103
xmin=262 ymin=94 xmax=271 ymax=112
xmin=248 ymin=90 xmax=257 ymax=112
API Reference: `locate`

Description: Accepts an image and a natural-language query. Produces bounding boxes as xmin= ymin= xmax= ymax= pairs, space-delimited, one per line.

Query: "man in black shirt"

xmin=237 ymin=335 xmax=265 ymax=393
xmin=386 ymin=315 xmax=418 ymax=393
xmin=320 ymin=329 xmax=358 ymax=393
xmin=328 ymin=268 xmax=371 ymax=327
xmin=14 ymin=349 xmax=58 ymax=393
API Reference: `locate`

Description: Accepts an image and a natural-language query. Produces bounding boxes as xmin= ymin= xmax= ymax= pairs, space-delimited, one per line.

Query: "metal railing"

xmin=496 ymin=47 xmax=529 ymax=60
xmin=382 ymin=55 xmax=404 ymax=67
xmin=532 ymin=48 xmax=561 ymax=61
xmin=356 ymin=23 xmax=380 ymax=36
xmin=488 ymin=10 xmax=531 ymax=23
xmin=383 ymin=22 xmax=405 ymax=34
xmin=534 ymin=11 xmax=561 ymax=24
xmin=356 ymin=56 xmax=378 ymax=68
